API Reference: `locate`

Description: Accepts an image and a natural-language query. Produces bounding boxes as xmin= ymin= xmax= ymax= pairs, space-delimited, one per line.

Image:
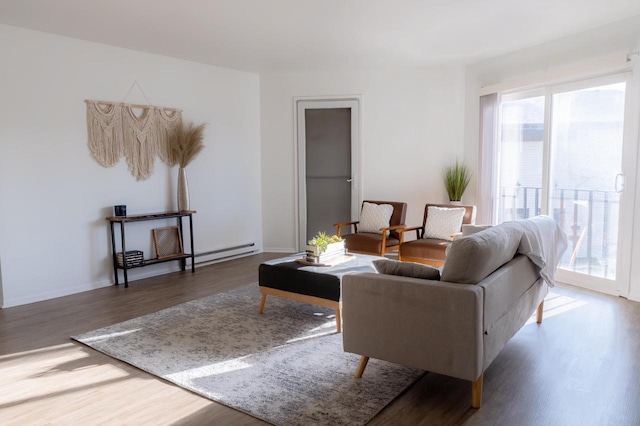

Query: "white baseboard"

xmin=2 ymin=280 xmax=112 ymax=308
xmin=2 ymin=264 xmax=181 ymax=308
xmin=1 ymin=248 xmax=275 ymax=308
xmin=262 ymin=247 xmax=297 ymax=253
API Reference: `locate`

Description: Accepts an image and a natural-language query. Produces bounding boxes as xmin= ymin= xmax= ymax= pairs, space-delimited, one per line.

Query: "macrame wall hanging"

xmin=85 ymin=81 xmax=182 ymax=181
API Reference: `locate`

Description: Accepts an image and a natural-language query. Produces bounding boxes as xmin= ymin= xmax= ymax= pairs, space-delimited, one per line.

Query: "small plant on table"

xmin=307 ymin=231 xmax=343 ymax=254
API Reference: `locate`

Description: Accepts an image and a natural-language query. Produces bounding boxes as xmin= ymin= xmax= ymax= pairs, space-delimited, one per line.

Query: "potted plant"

xmin=443 ymin=161 xmax=471 ymax=204
xmin=306 ymin=232 xmax=345 ymax=263
xmin=307 ymin=232 xmax=343 ymax=255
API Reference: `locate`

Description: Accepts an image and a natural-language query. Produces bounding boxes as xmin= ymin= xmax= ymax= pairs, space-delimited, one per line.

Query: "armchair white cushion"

xmin=422 ymin=206 xmax=466 ymax=241
xmin=358 ymin=202 xmax=394 ymax=235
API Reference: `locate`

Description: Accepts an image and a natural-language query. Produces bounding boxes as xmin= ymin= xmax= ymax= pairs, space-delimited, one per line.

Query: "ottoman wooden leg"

xmin=335 ymin=304 xmax=342 ymax=333
xmin=258 ymin=293 xmax=267 ymax=314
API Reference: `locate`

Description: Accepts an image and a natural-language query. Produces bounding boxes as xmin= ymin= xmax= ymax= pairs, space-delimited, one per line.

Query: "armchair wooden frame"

xmin=397 ymin=203 xmax=476 ymax=267
xmin=334 ymin=220 xmax=406 ymax=257
xmin=333 ymin=200 xmax=407 ymax=257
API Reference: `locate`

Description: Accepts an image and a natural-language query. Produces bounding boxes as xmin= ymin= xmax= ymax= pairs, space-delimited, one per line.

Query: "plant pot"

xmin=448 ymin=200 xmax=462 ymax=206
xmin=306 ymin=240 xmax=345 ymax=256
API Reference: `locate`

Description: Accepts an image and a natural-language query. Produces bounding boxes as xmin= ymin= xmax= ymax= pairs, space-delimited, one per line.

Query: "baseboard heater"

xmin=193 ymin=242 xmax=257 ymax=265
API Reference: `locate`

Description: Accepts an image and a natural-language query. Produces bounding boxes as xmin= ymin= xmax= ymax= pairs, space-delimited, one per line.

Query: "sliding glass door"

xmin=496 ymin=75 xmax=635 ymax=296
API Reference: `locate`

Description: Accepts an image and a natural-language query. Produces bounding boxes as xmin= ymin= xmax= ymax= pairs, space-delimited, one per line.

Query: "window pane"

xmin=497 ymin=96 xmax=544 ymax=223
xmin=550 ymin=82 xmax=626 ymax=279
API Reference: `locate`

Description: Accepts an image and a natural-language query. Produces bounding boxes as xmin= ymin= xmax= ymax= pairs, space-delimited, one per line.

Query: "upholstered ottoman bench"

xmin=258 ymin=253 xmax=379 ymax=332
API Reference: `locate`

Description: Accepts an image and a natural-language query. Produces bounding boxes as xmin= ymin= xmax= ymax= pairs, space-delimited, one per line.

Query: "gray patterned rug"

xmin=72 ymin=284 xmax=424 ymax=425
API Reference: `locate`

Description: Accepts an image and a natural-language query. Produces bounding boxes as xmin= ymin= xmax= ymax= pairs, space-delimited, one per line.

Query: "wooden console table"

xmin=106 ymin=211 xmax=196 ymax=288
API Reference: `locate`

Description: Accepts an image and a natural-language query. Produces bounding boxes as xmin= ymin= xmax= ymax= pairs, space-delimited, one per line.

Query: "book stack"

xmin=117 ymin=250 xmax=145 ymax=268
xmin=305 ymin=241 xmax=346 ymax=264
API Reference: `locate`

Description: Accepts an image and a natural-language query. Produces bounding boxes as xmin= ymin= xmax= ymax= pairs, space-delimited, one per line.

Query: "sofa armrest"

xmin=477 ymin=255 xmax=541 ymax=333
xmin=476 ymin=255 xmax=548 ymax=371
xmin=342 ymin=273 xmax=484 ymax=381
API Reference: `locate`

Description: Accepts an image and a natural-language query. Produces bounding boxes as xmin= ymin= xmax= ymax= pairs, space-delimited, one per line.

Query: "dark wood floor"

xmin=1 ymin=252 xmax=639 ymax=425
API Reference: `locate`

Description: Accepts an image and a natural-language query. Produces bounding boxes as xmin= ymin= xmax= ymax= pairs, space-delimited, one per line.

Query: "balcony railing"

xmin=499 ymin=186 xmax=619 ymax=279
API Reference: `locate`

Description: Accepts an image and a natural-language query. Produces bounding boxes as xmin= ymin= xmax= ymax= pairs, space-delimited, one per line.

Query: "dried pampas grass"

xmin=168 ymin=122 xmax=206 ymax=168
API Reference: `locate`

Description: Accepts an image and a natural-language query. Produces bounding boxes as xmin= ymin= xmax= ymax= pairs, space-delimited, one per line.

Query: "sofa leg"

xmin=536 ymin=300 xmax=544 ymax=324
xmin=472 ymin=375 xmax=483 ymax=408
xmin=355 ymin=356 xmax=369 ymax=378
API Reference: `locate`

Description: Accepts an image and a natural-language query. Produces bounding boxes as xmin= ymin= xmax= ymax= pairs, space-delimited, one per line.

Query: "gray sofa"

xmin=342 ymin=215 xmax=567 ymax=408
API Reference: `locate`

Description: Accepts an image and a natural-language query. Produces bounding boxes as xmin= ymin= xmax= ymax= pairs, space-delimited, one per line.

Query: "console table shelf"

xmin=106 ymin=211 xmax=196 ymax=288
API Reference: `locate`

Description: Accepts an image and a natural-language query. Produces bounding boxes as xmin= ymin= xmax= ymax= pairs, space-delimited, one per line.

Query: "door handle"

xmin=615 ymin=173 xmax=624 ymax=193
xmin=347 ymin=178 xmax=353 ymax=183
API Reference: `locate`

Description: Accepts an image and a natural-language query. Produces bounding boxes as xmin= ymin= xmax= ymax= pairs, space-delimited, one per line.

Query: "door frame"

xmin=294 ymin=96 xmax=362 ymax=251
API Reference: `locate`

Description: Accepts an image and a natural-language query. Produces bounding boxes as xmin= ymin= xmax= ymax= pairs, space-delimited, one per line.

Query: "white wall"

xmin=0 ymin=25 xmax=262 ymax=307
xmin=261 ymin=67 xmax=466 ymax=252
xmin=463 ymin=16 xmax=640 ymax=301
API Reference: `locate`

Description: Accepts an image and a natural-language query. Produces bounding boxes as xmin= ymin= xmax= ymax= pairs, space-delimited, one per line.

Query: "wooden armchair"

xmin=398 ymin=203 xmax=476 ymax=266
xmin=334 ymin=200 xmax=407 ymax=257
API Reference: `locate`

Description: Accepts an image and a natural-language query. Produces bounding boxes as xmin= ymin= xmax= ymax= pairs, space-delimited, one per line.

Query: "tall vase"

xmin=177 ymin=167 xmax=190 ymax=212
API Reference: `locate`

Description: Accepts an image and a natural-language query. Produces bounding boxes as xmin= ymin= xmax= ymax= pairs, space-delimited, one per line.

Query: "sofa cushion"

xmin=359 ymin=202 xmax=394 ymax=235
xmin=373 ymin=259 xmax=441 ymax=280
xmin=423 ymin=206 xmax=466 ymax=241
xmin=441 ymin=222 xmax=524 ymax=284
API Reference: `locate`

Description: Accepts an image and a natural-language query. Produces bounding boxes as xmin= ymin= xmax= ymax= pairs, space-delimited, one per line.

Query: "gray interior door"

xmin=305 ymin=108 xmax=352 ymax=239
xmin=297 ymin=99 xmax=360 ymax=250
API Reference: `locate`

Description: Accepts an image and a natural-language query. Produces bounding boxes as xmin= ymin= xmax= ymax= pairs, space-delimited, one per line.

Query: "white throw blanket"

xmin=514 ymin=215 xmax=568 ymax=287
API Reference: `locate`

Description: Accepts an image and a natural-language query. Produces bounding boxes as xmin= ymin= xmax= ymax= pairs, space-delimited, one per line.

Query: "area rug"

xmin=72 ymin=284 xmax=424 ymax=425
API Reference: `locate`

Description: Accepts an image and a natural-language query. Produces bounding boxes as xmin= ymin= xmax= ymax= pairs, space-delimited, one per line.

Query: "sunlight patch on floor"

xmin=79 ymin=328 xmax=142 ymax=343
xmin=308 ymin=320 xmax=337 ymax=334
xmin=3 ymin=342 xmax=212 ymax=424
xmin=525 ymin=291 xmax=588 ymax=324
xmin=166 ymin=355 xmax=254 ymax=381
xmin=1 ymin=342 xmax=131 ymax=410
xmin=286 ymin=330 xmax=335 ymax=344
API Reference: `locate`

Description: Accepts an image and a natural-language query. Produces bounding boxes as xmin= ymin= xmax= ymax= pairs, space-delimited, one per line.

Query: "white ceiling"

xmin=2 ymin=0 xmax=640 ymax=74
